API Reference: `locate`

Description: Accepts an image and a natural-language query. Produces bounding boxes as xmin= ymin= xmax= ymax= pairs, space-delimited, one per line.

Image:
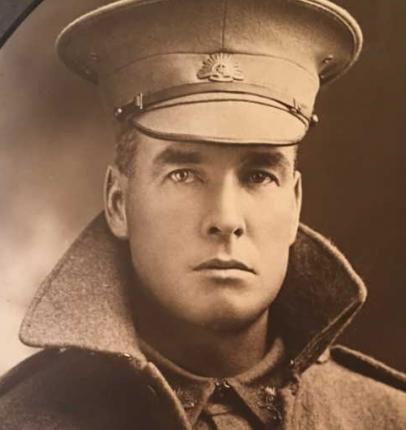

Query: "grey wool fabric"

xmin=0 ymin=214 xmax=405 ymax=429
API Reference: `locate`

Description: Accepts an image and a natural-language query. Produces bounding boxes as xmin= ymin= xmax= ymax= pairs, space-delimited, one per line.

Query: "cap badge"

xmin=197 ymin=53 xmax=244 ymax=83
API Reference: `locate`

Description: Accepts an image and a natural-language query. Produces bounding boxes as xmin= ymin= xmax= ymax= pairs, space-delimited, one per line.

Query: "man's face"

xmin=108 ymin=133 xmax=301 ymax=331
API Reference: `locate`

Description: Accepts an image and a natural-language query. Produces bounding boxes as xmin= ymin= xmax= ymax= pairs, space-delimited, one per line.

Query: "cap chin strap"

xmin=113 ymin=82 xmax=316 ymax=127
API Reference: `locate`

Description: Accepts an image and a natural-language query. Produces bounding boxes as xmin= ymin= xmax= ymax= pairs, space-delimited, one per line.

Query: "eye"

xmin=245 ymin=170 xmax=279 ymax=186
xmin=169 ymin=169 xmax=198 ymax=184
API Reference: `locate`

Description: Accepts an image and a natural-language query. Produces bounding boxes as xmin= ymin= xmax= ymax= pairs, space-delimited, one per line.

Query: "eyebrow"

xmin=241 ymin=150 xmax=292 ymax=171
xmin=151 ymin=146 xmax=293 ymax=177
xmin=152 ymin=147 xmax=203 ymax=168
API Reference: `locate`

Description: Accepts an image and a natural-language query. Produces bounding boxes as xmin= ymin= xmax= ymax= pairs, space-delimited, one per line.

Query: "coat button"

xmin=213 ymin=379 xmax=232 ymax=400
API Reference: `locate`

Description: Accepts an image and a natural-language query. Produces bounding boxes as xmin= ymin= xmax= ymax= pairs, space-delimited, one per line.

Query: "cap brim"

xmin=132 ymin=93 xmax=307 ymax=145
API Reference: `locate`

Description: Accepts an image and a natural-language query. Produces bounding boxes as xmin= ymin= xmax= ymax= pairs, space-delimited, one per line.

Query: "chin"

xmin=192 ymin=295 xmax=271 ymax=333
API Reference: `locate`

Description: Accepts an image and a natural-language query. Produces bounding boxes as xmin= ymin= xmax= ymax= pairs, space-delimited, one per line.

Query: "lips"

xmin=194 ymin=258 xmax=256 ymax=274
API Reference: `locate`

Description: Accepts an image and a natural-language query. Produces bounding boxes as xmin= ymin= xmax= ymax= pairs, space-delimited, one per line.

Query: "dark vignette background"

xmin=0 ymin=0 xmax=405 ymax=373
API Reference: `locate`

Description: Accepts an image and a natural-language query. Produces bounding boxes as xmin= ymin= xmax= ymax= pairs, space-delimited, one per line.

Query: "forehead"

xmin=134 ymin=132 xmax=297 ymax=169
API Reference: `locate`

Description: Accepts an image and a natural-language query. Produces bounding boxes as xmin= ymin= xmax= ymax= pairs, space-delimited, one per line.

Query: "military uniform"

xmin=1 ymin=0 xmax=406 ymax=428
xmin=0 ymin=215 xmax=405 ymax=429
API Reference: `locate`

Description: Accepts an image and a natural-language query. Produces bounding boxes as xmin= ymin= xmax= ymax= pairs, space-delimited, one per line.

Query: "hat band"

xmin=102 ymin=52 xmax=318 ymax=117
xmin=113 ymin=82 xmax=313 ymax=125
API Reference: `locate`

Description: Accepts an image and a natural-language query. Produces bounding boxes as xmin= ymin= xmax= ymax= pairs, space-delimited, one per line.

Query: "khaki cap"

xmin=57 ymin=0 xmax=363 ymax=145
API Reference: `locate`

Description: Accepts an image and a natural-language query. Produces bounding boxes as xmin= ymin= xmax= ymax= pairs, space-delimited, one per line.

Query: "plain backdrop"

xmin=0 ymin=0 xmax=405 ymax=374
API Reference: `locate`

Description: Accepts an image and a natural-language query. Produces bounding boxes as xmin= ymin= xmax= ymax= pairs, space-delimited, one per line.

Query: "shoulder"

xmin=312 ymin=345 xmax=406 ymax=399
xmin=0 ymin=348 xmax=142 ymax=393
xmin=299 ymin=345 xmax=406 ymax=429
xmin=0 ymin=349 xmax=149 ymax=430
xmin=330 ymin=345 xmax=406 ymax=392
xmin=0 ymin=349 xmax=60 ymax=397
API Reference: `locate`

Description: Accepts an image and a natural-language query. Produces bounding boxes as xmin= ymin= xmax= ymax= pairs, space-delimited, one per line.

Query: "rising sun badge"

xmin=197 ymin=53 xmax=245 ymax=82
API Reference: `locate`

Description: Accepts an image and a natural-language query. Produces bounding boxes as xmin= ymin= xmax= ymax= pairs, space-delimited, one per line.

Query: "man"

xmin=0 ymin=0 xmax=405 ymax=429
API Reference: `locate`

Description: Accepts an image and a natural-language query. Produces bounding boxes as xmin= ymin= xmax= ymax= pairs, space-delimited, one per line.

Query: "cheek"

xmin=126 ymin=184 xmax=199 ymax=240
xmin=248 ymin=191 xmax=298 ymax=276
xmin=124 ymin=183 xmax=201 ymax=275
xmin=249 ymin=191 xmax=298 ymax=243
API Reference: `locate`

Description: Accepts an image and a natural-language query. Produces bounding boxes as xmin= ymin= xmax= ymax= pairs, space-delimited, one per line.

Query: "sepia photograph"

xmin=0 ymin=0 xmax=405 ymax=428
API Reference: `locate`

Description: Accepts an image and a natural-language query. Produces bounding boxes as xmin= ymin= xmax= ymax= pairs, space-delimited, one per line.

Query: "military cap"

xmin=57 ymin=0 xmax=363 ymax=145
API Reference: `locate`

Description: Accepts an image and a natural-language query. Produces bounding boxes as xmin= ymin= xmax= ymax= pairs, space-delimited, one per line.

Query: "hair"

xmin=114 ymin=121 xmax=138 ymax=176
xmin=293 ymin=144 xmax=300 ymax=170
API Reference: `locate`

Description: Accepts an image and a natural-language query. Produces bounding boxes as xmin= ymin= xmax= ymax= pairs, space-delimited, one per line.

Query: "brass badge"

xmin=197 ymin=53 xmax=244 ymax=82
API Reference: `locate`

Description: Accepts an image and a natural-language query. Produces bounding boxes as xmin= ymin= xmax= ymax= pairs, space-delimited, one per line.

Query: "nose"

xmin=201 ymin=176 xmax=246 ymax=240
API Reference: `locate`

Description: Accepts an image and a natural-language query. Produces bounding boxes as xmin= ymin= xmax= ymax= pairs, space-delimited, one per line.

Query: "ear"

xmin=289 ymin=170 xmax=303 ymax=245
xmin=104 ymin=165 xmax=129 ymax=240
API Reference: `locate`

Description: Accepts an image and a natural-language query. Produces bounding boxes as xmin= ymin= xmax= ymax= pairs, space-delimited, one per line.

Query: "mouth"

xmin=194 ymin=258 xmax=256 ymax=274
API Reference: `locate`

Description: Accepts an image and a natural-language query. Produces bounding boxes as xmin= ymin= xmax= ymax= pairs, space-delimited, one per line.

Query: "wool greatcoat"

xmin=0 ymin=214 xmax=405 ymax=429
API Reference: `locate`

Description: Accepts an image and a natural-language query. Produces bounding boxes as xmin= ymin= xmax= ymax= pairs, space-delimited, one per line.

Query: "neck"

xmin=134 ymin=296 xmax=269 ymax=377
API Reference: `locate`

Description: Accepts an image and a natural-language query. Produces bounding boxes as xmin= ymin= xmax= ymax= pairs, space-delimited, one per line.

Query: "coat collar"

xmin=140 ymin=336 xmax=288 ymax=426
xmin=19 ymin=213 xmax=367 ymax=374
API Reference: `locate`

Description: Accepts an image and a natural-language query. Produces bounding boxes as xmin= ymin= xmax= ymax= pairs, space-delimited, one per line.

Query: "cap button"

xmin=310 ymin=114 xmax=319 ymax=126
xmin=322 ymin=54 xmax=334 ymax=65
